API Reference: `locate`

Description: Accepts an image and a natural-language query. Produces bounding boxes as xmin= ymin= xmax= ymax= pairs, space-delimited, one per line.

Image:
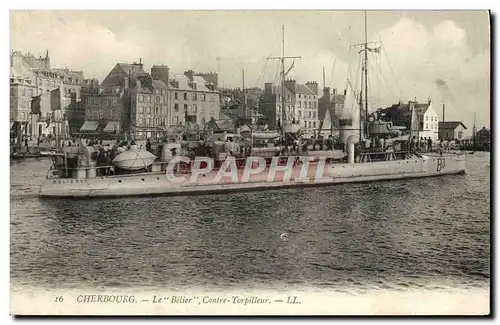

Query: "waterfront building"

xmin=10 ymin=50 xmax=94 ymax=138
xmin=259 ymin=79 xmax=319 ymax=132
xmin=82 ymin=61 xmax=220 ymax=139
xmin=438 ymin=121 xmax=468 ymax=141
xmin=378 ymin=99 xmax=440 ymax=141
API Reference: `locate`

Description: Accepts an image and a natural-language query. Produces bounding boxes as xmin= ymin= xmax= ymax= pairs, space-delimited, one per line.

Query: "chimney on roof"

xmin=184 ymin=70 xmax=194 ymax=81
xmin=305 ymin=81 xmax=318 ymax=95
xmin=343 ymin=89 xmax=347 ymax=96
xmin=323 ymin=87 xmax=330 ymax=99
xmin=284 ymin=79 xmax=296 ymax=93
xmin=333 ymin=88 xmax=337 ymax=96
xmin=264 ymin=82 xmax=273 ymax=95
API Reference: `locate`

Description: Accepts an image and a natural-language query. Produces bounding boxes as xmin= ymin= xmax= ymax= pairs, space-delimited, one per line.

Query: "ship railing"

xmin=45 ymin=155 xmax=325 ymax=180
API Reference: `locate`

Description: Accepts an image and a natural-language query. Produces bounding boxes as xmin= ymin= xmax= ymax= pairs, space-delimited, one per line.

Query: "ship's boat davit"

xmin=112 ymin=149 xmax=156 ymax=171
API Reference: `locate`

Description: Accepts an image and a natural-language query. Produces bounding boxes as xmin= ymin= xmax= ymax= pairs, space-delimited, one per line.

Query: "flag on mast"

xmin=284 ymin=59 xmax=295 ymax=77
xmin=367 ymin=46 xmax=381 ymax=54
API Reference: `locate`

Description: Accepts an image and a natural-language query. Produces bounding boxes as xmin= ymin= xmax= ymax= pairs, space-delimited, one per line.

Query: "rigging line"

xmin=373 ymin=59 xmax=394 ymax=101
xmin=367 ymin=59 xmax=383 ymax=106
xmin=378 ymin=40 xmax=406 ymax=100
xmin=255 ymin=58 xmax=270 ymax=86
xmin=329 ymin=57 xmax=337 ymax=87
xmin=272 ymin=61 xmax=280 ymax=85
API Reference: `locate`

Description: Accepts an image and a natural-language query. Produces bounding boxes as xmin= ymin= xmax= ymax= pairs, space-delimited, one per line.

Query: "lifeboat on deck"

xmin=112 ymin=148 xmax=156 ymax=171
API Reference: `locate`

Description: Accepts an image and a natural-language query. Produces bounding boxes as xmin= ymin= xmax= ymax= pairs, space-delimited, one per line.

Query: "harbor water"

xmin=10 ymin=153 xmax=490 ymax=292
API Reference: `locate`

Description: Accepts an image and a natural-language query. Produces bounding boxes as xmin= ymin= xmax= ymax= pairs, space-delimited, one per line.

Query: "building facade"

xmin=82 ymin=89 xmax=126 ymax=136
xmin=476 ymin=127 xmax=490 ymax=143
xmin=438 ymin=121 xmax=467 ymax=140
xmin=260 ymin=79 xmax=319 ymax=132
xmin=168 ymin=70 xmax=220 ymax=128
xmin=83 ymin=61 xmax=220 ymax=139
xmin=378 ymin=99 xmax=440 ymax=141
xmin=10 ymin=50 xmax=93 ymax=138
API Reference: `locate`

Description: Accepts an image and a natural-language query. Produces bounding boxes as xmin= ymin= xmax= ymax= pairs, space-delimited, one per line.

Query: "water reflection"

xmin=10 ymin=153 xmax=491 ymax=291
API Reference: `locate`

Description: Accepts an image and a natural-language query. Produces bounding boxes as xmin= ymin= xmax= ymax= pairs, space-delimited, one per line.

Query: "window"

xmin=21 ymin=112 xmax=26 ymax=120
xmin=147 ymin=118 xmax=151 ymax=126
xmin=173 ymin=116 xmax=179 ymax=125
xmin=138 ymin=106 xmax=144 ymax=114
xmin=174 ymin=103 xmax=179 ymax=112
xmin=313 ymin=122 xmax=316 ymax=128
xmin=98 ymin=110 xmax=104 ymax=119
xmin=426 ymin=116 xmax=429 ymax=121
xmin=10 ymin=87 xmax=14 ymax=96
xmin=308 ymin=121 xmax=312 ymax=127
xmin=304 ymin=121 xmax=307 ymax=128
xmin=155 ymin=118 xmax=160 ymax=125
xmin=200 ymin=105 xmax=205 ymax=113
xmin=29 ymin=89 xmax=33 ymax=97
xmin=298 ymin=111 xmax=302 ymax=118
xmin=146 ymin=95 xmax=151 ymax=103
xmin=156 ymin=96 xmax=160 ymax=103
xmin=175 ymin=92 xmax=178 ymax=100
xmin=298 ymin=102 xmax=301 ymax=108
xmin=201 ymin=94 xmax=206 ymax=101
xmin=299 ymin=94 xmax=301 ymax=98
xmin=458 ymin=131 xmax=463 ymax=139
xmin=22 ymin=88 xmax=26 ymax=96
xmin=425 ymin=124 xmax=428 ymax=129
xmin=192 ymin=104 xmax=197 ymax=113
xmin=313 ymin=112 xmax=316 ymax=118
xmin=146 ymin=107 xmax=151 ymax=114
xmin=308 ymin=111 xmax=312 ymax=118
xmin=183 ymin=93 xmax=187 ymax=100
xmin=193 ymin=93 xmax=197 ymax=100
xmin=184 ymin=104 xmax=188 ymax=111
xmin=155 ymin=107 xmax=160 ymax=115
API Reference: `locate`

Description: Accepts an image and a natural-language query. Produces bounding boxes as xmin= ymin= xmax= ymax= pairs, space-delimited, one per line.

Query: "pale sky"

xmin=10 ymin=10 xmax=490 ymax=131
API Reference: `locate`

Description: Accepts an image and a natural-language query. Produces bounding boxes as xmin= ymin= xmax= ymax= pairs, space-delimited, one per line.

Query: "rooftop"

xmin=439 ymin=121 xmax=467 ymax=130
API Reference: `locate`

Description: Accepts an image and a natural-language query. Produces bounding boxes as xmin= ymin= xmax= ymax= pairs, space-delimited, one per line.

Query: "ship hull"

xmin=39 ymin=153 xmax=466 ymax=199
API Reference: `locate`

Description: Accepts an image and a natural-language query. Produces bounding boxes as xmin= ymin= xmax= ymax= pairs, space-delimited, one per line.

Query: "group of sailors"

xmin=58 ymin=138 xmax=156 ymax=176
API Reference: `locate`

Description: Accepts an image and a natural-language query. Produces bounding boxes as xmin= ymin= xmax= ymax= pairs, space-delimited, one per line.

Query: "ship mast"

xmin=352 ymin=11 xmax=372 ymax=144
xmin=242 ymin=68 xmax=247 ymax=119
xmin=267 ymin=25 xmax=301 ymax=146
xmin=364 ymin=11 xmax=369 ymax=138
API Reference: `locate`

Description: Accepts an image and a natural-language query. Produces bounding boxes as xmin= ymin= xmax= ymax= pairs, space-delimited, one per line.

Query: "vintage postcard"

xmin=9 ymin=9 xmax=491 ymax=316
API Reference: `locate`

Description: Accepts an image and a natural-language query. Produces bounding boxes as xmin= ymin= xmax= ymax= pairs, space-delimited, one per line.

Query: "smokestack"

xmin=442 ymin=103 xmax=445 ymax=123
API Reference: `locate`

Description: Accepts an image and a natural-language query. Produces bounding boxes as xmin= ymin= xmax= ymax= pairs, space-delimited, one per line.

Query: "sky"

xmin=10 ymin=10 xmax=491 ymax=131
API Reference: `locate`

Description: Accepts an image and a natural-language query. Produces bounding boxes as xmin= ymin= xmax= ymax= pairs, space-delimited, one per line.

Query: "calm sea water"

xmin=10 ymin=153 xmax=491 ymax=292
